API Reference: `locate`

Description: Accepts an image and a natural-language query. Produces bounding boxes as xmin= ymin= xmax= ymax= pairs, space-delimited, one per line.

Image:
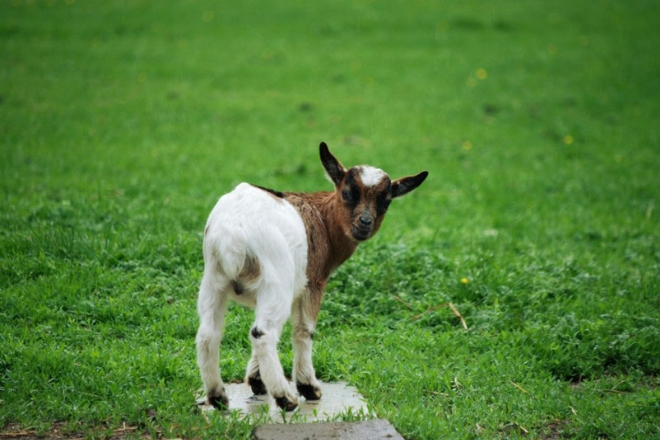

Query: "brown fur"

xmin=239 ymin=253 xmax=261 ymax=282
xmin=282 ymin=191 xmax=357 ymax=317
xmin=280 ymin=173 xmax=389 ymax=317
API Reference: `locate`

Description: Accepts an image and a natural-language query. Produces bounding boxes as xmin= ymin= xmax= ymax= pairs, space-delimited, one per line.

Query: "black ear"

xmin=319 ymin=142 xmax=346 ymax=187
xmin=391 ymin=171 xmax=428 ymax=198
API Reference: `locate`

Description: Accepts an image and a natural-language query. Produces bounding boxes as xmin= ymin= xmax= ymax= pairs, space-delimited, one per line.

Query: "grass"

xmin=1 ymin=0 xmax=659 ymax=438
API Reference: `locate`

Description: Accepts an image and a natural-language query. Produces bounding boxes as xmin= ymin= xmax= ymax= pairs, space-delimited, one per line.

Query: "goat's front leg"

xmin=291 ymin=291 xmax=323 ymax=401
xmin=249 ymin=287 xmax=299 ymax=411
xmin=196 ymin=275 xmax=230 ymax=409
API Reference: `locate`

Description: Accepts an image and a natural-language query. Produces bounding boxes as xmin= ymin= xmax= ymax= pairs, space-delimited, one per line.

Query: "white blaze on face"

xmin=358 ymin=166 xmax=387 ymax=187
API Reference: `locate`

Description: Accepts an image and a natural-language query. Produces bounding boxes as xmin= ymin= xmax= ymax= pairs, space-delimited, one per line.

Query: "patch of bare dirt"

xmin=538 ymin=419 xmax=572 ymax=440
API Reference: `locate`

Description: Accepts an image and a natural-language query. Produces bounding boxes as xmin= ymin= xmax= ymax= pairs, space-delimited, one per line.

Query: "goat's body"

xmin=197 ymin=183 xmax=336 ymax=409
xmin=195 ymin=143 xmax=427 ymax=411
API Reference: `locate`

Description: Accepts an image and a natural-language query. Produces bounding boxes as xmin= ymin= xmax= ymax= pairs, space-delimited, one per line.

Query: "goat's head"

xmin=320 ymin=142 xmax=428 ymax=242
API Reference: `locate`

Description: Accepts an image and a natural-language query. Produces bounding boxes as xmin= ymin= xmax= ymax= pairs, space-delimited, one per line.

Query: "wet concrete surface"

xmin=198 ymin=381 xmax=368 ymax=423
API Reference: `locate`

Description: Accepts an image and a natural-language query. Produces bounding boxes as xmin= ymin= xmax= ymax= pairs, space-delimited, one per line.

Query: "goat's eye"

xmin=342 ymin=189 xmax=352 ymax=202
xmin=377 ymin=196 xmax=392 ymax=214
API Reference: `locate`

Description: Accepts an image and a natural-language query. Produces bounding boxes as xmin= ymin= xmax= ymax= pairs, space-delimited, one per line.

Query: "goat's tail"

xmin=205 ymin=226 xmax=251 ymax=280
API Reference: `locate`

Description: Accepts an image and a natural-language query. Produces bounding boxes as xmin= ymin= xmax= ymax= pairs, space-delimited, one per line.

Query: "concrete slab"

xmin=198 ymin=382 xmax=369 ymax=423
xmin=252 ymin=419 xmax=405 ymax=440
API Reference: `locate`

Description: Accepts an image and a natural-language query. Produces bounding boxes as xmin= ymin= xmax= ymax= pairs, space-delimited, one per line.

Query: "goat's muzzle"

xmin=351 ymin=213 xmax=374 ymax=241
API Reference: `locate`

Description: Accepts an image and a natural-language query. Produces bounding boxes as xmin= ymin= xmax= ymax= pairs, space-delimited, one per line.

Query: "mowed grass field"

xmin=1 ymin=0 xmax=659 ymax=438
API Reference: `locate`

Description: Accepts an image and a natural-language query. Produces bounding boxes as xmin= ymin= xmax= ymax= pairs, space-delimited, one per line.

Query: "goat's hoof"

xmin=206 ymin=388 xmax=229 ymax=410
xmin=275 ymin=395 xmax=298 ymax=412
xmin=296 ymin=382 xmax=322 ymax=401
xmin=247 ymin=376 xmax=268 ymax=395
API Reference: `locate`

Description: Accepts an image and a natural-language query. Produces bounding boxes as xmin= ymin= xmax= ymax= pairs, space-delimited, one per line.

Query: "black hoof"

xmin=297 ymin=382 xmax=322 ymax=401
xmin=207 ymin=392 xmax=229 ymax=410
xmin=248 ymin=375 xmax=268 ymax=395
xmin=275 ymin=396 xmax=298 ymax=412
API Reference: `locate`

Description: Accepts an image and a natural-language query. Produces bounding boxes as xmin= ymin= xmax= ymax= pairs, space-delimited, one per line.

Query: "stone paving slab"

xmin=198 ymin=382 xmax=368 ymax=423
xmin=252 ymin=419 xmax=405 ymax=440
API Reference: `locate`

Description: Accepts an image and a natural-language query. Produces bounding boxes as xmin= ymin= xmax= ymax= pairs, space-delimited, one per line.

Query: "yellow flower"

xmin=461 ymin=277 xmax=469 ymax=284
xmin=563 ymin=135 xmax=574 ymax=145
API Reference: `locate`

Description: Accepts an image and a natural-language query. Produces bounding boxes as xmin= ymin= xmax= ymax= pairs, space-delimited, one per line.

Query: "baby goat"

xmin=196 ymin=142 xmax=428 ymax=411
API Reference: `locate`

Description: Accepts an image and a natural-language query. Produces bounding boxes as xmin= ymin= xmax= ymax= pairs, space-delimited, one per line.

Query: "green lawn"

xmin=1 ymin=0 xmax=659 ymax=438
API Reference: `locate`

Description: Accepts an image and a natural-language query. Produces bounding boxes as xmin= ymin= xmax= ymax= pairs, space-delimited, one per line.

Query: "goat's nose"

xmin=359 ymin=215 xmax=373 ymax=226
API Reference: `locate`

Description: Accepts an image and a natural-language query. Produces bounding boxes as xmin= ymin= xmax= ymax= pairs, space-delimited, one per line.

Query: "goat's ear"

xmin=319 ymin=142 xmax=346 ymax=187
xmin=392 ymin=171 xmax=428 ymax=198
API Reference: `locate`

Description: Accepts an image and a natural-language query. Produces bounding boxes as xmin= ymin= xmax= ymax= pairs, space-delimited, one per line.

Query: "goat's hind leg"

xmin=250 ymin=286 xmax=298 ymax=411
xmin=196 ymin=274 xmax=230 ymax=409
xmin=245 ymin=350 xmax=267 ymax=395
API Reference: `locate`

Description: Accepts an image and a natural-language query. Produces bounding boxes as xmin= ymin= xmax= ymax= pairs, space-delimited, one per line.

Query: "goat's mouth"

xmin=351 ymin=226 xmax=372 ymax=241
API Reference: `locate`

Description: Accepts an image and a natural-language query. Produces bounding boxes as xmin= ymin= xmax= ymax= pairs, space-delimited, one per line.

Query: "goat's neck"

xmin=288 ymin=191 xmax=359 ymax=278
xmin=317 ymin=192 xmax=359 ymax=270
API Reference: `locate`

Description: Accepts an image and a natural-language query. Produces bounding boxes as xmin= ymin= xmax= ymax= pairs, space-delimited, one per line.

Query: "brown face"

xmin=319 ymin=141 xmax=428 ymax=243
xmin=338 ymin=167 xmax=392 ymax=242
